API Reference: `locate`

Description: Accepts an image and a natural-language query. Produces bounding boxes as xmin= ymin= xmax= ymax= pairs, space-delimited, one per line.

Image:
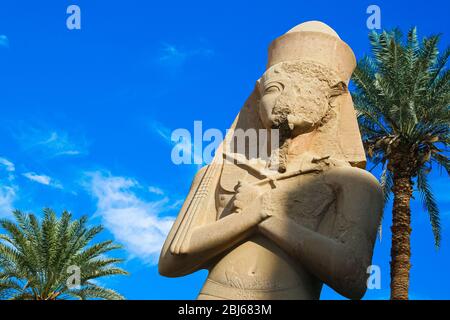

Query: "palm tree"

xmin=351 ymin=27 xmax=449 ymax=300
xmin=0 ymin=208 xmax=128 ymax=300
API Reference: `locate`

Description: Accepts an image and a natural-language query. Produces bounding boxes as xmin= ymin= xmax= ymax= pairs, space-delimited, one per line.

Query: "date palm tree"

xmin=0 ymin=208 xmax=128 ymax=300
xmin=351 ymin=28 xmax=449 ymax=299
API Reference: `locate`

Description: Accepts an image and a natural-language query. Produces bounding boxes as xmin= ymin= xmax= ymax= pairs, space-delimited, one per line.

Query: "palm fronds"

xmin=0 ymin=209 xmax=128 ymax=300
xmin=351 ymin=27 xmax=449 ymax=247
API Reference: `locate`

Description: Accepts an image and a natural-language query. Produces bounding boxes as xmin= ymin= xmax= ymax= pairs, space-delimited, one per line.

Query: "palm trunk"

xmin=390 ymin=170 xmax=413 ymax=300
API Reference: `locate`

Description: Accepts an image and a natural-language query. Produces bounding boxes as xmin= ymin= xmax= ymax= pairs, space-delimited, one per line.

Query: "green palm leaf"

xmin=417 ymin=169 xmax=441 ymax=247
xmin=352 ymin=27 xmax=449 ymax=299
xmin=0 ymin=209 xmax=128 ymax=300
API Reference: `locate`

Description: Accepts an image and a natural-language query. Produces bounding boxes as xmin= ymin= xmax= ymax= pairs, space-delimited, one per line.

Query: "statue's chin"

xmin=287 ymin=117 xmax=315 ymax=138
xmin=260 ymin=113 xmax=315 ymax=139
xmin=291 ymin=124 xmax=315 ymax=138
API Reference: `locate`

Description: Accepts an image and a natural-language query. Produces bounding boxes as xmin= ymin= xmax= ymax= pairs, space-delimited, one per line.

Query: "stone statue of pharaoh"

xmin=158 ymin=21 xmax=383 ymax=300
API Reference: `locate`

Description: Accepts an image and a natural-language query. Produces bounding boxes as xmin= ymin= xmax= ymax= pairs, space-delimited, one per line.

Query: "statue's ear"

xmin=329 ymin=81 xmax=348 ymax=98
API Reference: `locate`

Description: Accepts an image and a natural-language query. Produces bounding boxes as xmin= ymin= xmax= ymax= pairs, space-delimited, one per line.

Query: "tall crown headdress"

xmin=267 ymin=21 xmax=356 ymax=82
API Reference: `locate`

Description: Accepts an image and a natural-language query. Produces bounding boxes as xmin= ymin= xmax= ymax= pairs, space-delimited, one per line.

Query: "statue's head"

xmin=257 ymin=21 xmax=356 ymax=138
xmin=226 ymin=21 xmax=367 ymax=168
xmin=258 ymin=60 xmax=348 ymax=137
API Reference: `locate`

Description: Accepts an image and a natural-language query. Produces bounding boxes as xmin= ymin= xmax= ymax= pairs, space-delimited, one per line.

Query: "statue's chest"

xmin=216 ymin=163 xmax=336 ymax=230
xmin=267 ymin=174 xmax=335 ymax=229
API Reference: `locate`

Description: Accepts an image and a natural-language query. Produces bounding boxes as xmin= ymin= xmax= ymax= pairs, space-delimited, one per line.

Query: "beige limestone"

xmin=158 ymin=21 xmax=383 ymax=300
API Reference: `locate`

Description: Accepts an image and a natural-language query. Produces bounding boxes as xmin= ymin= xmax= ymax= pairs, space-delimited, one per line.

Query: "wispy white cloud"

xmin=86 ymin=171 xmax=176 ymax=264
xmin=157 ymin=42 xmax=213 ymax=67
xmin=0 ymin=157 xmax=16 ymax=217
xmin=23 ymin=172 xmax=50 ymax=185
xmin=148 ymin=186 xmax=164 ymax=195
xmin=167 ymin=199 xmax=183 ymax=210
xmin=150 ymin=121 xmax=204 ymax=167
xmin=0 ymin=186 xmax=16 ymax=217
xmin=13 ymin=124 xmax=88 ymax=159
xmin=0 ymin=156 xmax=15 ymax=182
xmin=0 ymin=157 xmax=15 ymax=172
xmin=22 ymin=172 xmax=63 ymax=189
xmin=151 ymin=121 xmax=173 ymax=143
xmin=0 ymin=35 xmax=9 ymax=49
xmin=158 ymin=44 xmax=187 ymax=65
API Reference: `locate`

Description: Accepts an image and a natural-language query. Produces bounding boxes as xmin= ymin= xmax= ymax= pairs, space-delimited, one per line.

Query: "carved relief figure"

xmin=158 ymin=21 xmax=383 ymax=300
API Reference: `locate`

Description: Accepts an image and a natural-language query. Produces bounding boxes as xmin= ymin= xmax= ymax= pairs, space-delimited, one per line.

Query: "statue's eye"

xmin=264 ymin=85 xmax=281 ymax=94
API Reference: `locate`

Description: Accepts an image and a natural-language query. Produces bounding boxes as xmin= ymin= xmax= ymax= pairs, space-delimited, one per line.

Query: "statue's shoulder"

xmin=219 ymin=162 xmax=252 ymax=193
xmin=323 ymin=165 xmax=381 ymax=193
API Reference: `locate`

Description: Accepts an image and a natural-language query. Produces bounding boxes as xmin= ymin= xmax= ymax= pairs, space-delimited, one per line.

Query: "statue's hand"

xmin=234 ymin=181 xmax=272 ymax=223
xmin=233 ymin=180 xmax=262 ymax=212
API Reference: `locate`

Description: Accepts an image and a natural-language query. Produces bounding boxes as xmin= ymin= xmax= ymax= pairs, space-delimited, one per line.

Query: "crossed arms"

xmin=158 ymin=165 xmax=382 ymax=299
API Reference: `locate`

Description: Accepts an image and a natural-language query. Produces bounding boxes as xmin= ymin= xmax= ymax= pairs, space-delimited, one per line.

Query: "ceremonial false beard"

xmin=267 ymin=105 xmax=293 ymax=173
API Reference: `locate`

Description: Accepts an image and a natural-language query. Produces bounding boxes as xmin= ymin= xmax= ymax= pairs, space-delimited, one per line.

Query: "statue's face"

xmin=258 ymin=62 xmax=346 ymax=137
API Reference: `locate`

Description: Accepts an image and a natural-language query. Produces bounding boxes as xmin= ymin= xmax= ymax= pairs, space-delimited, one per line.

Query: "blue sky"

xmin=0 ymin=0 xmax=448 ymax=299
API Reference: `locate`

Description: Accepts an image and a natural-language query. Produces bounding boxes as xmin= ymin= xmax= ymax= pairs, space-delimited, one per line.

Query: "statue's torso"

xmin=199 ymin=154 xmax=340 ymax=300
